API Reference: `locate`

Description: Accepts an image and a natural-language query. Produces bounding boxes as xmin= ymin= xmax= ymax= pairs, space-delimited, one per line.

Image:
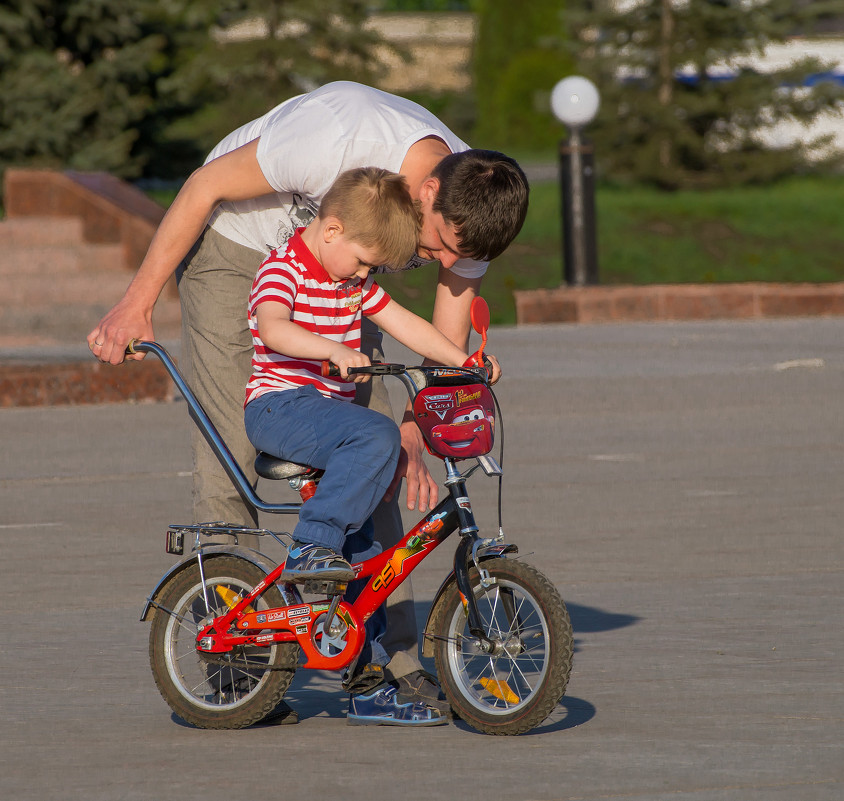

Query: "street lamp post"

xmin=551 ymin=76 xmax=601 ymax=287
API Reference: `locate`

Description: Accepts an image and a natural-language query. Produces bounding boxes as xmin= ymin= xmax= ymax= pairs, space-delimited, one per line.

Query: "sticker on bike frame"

xmin=457 ymin=497 xmax=472 ymax=510
xmin=371 ymin=533 xmax=435 ymax=593
xmin=420 ymin=510 xmax=448 ymax=535
xmin=338 ymin=608 xmax=357 ymax=630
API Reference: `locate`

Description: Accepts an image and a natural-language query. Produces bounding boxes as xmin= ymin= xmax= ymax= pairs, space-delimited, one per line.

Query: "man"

xmin=88 ymin=81 xmax=528 ymax=725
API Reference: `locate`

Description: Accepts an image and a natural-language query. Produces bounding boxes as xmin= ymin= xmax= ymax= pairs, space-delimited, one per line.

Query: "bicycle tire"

xmin=430 ymin=558 xmax=573 ymax=735
xmin=148 ymin=556 xmax=298 ymax=729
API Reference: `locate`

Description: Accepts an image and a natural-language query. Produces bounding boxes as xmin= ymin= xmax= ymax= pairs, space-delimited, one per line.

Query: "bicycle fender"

xmin=140 ymin=545 xmax=281 ymax=622
xmin=420 ymin=543 xmax=518 ymax=658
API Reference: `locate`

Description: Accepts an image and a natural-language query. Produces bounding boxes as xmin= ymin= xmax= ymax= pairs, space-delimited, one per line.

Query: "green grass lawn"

xmin=143 ymin=175 xmax=844 ymax=326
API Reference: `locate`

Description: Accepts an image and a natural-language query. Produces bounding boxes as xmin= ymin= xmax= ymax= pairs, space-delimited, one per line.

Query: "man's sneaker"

xmin=342 ymin=661 xmax=386 ymax=695
xmin=393 ymin=669 xmax=451 ymax=715
xmin=281 ymin=543 xmax=355 ymax=582
xmin=347 ymin=684 xmax=449 ymax=726
xmin=258 ymin=699 xmax=299 ymax=726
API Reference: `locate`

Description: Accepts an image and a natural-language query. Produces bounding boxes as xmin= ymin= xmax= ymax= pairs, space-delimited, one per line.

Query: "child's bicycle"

xmin=136 ymin=298 xmax=573 ymax=735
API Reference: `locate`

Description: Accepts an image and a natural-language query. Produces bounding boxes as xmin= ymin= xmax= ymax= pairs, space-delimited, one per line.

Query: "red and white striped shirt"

xmin=245 ymin=229 xmax=390 ymax=406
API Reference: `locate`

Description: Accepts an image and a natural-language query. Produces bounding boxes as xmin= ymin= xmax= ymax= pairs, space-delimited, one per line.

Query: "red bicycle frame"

xmin=193 ymin=494 xmax=464 ymax=670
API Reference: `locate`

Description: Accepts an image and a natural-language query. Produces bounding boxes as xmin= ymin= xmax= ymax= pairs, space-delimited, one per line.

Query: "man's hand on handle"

xmin=87 ymin=298 xmax=154 ymax=364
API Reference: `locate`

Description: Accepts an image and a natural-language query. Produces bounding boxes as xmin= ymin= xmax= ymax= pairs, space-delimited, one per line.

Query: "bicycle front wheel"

xmin=430 ymin=558 xmax=573 ymax=735
xmin=148 ymin=556 xmax=298 ymax=729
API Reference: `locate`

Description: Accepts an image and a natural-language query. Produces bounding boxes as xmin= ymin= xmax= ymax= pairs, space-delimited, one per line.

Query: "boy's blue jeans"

xmin=245 ymin=385 xmax=402 ymax=668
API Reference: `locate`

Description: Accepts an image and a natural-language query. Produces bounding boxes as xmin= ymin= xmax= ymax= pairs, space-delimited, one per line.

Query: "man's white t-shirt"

xmin=205 ymin=81 xmax=487 ymax=280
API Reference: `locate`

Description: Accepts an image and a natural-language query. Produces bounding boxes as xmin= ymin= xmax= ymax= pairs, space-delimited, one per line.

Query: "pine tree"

xmin=472 ymin=0 xmax=574 ymax=150
xmin=0 ymin=0 xmax=170 ymax=179
xmin=157 ymin=0 xmax=392 ymax=161
xmin=569 ymin=0 xmax=844 ymax=188
xmin=0 ymin=1 xmax=394 ymax=182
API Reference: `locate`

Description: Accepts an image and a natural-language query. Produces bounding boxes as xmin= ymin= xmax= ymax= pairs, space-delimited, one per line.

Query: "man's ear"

xmin=418 ymin=177 xmax=440 ymax=208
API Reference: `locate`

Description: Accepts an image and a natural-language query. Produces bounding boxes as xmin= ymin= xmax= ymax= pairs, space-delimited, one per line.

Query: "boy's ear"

xmin=322 ymin=216 xmax=344 ymax=242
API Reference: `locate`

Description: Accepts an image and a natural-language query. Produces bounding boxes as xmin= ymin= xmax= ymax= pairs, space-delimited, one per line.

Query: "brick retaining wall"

xmin=514 ymin=282 xmax=844 ymax=325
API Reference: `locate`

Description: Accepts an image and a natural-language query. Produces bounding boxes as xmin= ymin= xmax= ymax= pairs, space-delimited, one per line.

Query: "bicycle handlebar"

xmin=320 ymin=361 xmax=406 ymax=377
xmin=321 ymin=359 xmax=492 ymax=383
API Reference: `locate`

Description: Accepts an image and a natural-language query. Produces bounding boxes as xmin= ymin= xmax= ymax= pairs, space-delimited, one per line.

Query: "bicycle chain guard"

xmin=200 ymin=599 xmax=366 ymax=671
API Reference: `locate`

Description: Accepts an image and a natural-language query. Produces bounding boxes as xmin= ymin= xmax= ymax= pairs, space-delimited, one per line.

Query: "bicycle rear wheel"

xmin=430 ymin=558 xmax=573 ymax=735
xmin=148 ymin=556 xmax=298 ymax=729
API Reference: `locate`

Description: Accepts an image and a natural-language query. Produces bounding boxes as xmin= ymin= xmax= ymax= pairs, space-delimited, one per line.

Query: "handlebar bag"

xmin=412 ymin=383 xmax=495 ymax=460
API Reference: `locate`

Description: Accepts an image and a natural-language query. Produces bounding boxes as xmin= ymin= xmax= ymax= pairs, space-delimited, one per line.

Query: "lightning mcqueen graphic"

xmin=413 ymin=382 xmax=496 ymax=459
xmin=429 ymin=405 xmax=493 ymax=457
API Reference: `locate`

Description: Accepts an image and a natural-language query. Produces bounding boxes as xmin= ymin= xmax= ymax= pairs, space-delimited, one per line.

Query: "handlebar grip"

xmin=463 ymin=352 xmax=494 ymax=380
xmin=126 ymin=339 xmax=138 ymax=355
xmin=321 ymin=361 xmax=405 ymax=377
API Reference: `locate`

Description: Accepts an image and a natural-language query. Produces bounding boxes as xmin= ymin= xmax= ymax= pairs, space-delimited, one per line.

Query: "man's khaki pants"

xmin=177 ymin=227 xmax=422 ymax=680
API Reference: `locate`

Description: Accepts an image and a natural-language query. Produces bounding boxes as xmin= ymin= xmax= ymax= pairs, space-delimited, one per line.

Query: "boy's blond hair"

xmin=319 ymin=167 xmax=420 ymax=271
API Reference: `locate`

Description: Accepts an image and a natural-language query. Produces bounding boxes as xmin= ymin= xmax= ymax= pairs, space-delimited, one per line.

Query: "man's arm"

xmin=429 ymin=265 xmax=480 ymax=352
xmin=88 ymin=139 xmax=275 ymax=364
xmin=383 ymin=266 xmax=487 ymax=512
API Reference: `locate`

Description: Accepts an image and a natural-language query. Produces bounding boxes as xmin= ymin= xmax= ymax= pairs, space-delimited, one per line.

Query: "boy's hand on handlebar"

xmin=327 ymin=345 xmax=372 ymax=383
xmin=463 ymin=352 xmax=502 ymax=384
xmin=383 ymin=421 xmax=438 ymax=512
xmin=485 ymin=354 xmax=502 ymax=384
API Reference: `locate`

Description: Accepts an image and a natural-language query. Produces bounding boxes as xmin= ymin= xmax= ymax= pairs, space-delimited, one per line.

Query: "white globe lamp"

xmin=551 ymin=76 xmax=601 ymax=129
xmin=550 ymin=76 xmax=601 ymax=286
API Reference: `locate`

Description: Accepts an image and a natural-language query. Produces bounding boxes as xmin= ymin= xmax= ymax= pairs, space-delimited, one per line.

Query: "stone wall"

xmin=367 ymin=13 xmax=475 ymax=93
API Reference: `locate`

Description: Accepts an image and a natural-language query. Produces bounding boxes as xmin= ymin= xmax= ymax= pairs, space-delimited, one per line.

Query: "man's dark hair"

xmin=431 ymin=149 xmax=529 ymax=262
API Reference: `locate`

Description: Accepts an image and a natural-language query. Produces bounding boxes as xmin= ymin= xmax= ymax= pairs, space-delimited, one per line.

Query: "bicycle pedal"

xmin=303 ymin=580 xmax=348 ymax=596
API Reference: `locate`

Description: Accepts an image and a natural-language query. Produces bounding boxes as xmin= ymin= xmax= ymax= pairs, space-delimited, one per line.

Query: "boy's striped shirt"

xmin=246 ymin=229 xmax=390 ymax=405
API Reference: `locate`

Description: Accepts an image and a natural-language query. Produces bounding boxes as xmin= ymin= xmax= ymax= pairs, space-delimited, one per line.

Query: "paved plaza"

xmin=1 ymin=317 xmax=842 ymax=800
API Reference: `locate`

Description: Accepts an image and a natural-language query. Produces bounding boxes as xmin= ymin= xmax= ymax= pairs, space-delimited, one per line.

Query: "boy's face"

xmin=321 ymin=229 xmax=381 ymax=284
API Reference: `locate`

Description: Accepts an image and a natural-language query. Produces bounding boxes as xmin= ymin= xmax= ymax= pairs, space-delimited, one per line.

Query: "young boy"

xmin=244 ymin=166 xmax=472 ymax=583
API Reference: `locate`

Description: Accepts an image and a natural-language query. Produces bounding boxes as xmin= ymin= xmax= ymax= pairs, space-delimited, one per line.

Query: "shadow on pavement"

xmin=566 ymin=601 xmax=640 ymax=634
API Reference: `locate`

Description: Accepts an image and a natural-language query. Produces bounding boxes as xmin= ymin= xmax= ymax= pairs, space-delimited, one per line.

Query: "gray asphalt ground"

xmin=1 ymin=317 xmax=842 ymax=800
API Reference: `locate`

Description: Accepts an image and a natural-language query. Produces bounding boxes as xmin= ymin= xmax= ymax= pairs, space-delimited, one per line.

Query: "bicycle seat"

xmin=254 ymin=452 xmax=317 ymax=481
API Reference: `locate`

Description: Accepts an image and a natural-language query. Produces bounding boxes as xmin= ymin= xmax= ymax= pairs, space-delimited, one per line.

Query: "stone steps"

xmin=0 ymin=243 xmax=127 ymax=277
xmin=0 ymin=216 xmax=85 ymax=247
xmin=0 ymin=216 xmax=180 ymax=347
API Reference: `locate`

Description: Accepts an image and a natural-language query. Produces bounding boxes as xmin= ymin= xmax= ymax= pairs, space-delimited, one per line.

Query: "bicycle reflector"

xmin=412 ymin=383 xmax=495 ymax=460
